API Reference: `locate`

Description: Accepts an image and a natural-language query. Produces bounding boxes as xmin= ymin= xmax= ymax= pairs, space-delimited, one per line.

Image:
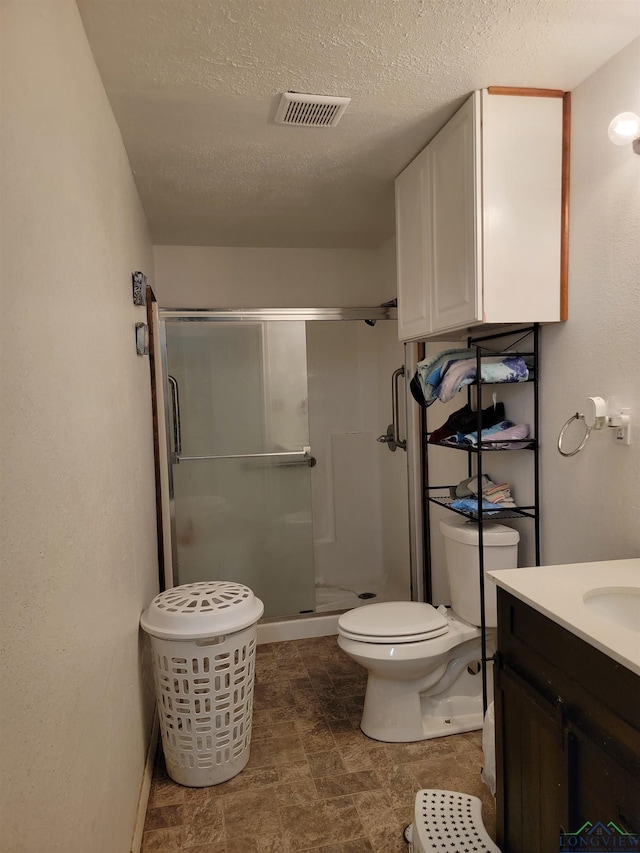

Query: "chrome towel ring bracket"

xmin=557 ymin=412 xmax=591 ymax=457
xmin=558 ymin=396 xmax=632 ymax=456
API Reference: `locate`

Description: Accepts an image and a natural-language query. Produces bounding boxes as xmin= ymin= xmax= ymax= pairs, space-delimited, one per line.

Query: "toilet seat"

xmin=337 ymin=601 xmax=449 ymax=643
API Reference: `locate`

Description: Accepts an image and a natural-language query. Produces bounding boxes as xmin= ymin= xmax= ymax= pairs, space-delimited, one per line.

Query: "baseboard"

xmin=130 ymin=710 xmax=159 ymax=853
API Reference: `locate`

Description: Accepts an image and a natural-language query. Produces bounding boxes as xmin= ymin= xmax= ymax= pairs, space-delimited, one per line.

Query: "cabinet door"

xmin=396 ymin=149 xmax=431 ymax=341
xmin=427 ymin=92 xmax=482 ymax=334
xmin=496 ymin=663 xmax=567 ymax=853
xmin=568 ymin=720 xmax=640 ymax=836
xmin=481 ymin=91 xmax=563 ymax=323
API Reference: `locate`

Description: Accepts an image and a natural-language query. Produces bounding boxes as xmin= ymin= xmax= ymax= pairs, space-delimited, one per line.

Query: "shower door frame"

xmin=156 ymin=307 xmax=425 ymax=613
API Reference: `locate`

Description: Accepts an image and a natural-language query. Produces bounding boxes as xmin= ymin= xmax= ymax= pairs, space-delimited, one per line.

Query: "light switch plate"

xmin=132 ymin=271 xmax=147 ymax=306
xmin=135 ymin=322 xmax=149 ymax=356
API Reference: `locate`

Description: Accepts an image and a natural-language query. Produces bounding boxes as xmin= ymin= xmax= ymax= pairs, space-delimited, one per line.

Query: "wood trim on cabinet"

xmin=560 ymin=92 xmax=571 ymax=321
xmin=487 ymin=86 xmax=565 ymax=98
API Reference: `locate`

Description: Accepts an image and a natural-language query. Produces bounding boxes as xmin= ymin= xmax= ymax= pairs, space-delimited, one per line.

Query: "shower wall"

xmin=307 ymin=320 xmax=411 ymax=602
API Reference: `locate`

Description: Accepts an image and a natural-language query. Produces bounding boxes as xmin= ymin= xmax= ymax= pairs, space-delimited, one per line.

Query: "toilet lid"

xmin=337 ymin=601 xmax=449 ymax=643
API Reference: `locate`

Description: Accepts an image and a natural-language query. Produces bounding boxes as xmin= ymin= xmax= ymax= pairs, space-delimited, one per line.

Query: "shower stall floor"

xmin=314 ymin=585 xmax=364 ymax=612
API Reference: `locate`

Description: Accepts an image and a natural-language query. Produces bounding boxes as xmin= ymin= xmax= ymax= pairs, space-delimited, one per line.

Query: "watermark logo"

xmin=560 ymin=821 xmax=640 ymax=851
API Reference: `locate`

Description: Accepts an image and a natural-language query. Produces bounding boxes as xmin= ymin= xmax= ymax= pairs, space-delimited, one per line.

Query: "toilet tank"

xmin=439 ymin=518 xmax=519 ymax=627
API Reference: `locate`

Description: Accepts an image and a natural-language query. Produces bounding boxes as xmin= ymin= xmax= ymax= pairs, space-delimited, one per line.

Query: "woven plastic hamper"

xmin=141 ymin=581 xmax=264 ymax=787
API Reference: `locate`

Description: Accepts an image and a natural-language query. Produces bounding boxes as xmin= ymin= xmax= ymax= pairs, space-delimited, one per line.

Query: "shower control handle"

xmin=377 ymin=424 xmax=397 ymax=452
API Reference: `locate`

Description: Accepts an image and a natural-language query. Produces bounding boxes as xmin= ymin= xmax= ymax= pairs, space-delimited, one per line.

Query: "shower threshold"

xmin=256 ymin=586 xmax=385 ymax=644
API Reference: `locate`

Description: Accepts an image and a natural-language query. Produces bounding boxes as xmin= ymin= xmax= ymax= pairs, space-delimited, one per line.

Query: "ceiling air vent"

xmin=275 ymin=92 xmax=350 ymax=128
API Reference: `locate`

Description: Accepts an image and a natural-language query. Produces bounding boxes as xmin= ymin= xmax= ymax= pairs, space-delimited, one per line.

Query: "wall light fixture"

xmin=608 ymin=112 xmax=640 ymax=154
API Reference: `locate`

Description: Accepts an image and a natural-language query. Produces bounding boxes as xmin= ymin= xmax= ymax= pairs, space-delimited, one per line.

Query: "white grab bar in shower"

xmin=392 ymin=366 xmax=407 ymax=451
xmin=175 ymin=447 xmax=314 ymax=464
xmin=167 ymin=375 xmax=182 ymax=456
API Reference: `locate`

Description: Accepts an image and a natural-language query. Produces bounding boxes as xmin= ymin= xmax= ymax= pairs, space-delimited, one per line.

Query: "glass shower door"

xmin=164 ymin=320 xmax=315 ymax=619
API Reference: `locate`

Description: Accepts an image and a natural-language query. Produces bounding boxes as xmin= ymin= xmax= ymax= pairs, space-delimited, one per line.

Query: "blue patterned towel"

xmin=414 ymin=351 xmax=529 ymax=406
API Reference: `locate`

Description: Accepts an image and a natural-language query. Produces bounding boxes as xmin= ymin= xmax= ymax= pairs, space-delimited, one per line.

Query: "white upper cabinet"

xmin=427 ymin=92 xmax=482 ymax=335
xmin=396 ymin=88 xmax=567 ymax=341
xmin=395 ymin=146 xmax=431 ymax=340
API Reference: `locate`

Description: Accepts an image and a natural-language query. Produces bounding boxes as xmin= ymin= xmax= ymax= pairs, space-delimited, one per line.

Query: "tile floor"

xmin=142 ymin=634 xmax=496 ymax=853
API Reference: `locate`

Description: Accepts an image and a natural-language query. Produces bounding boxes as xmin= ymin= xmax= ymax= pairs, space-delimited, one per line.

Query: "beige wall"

xmin=0 ymin=3 xmax=159 ymax=852
xmin=540 ymin=38 xmax=640 ymax=563
xmin=152 ymin=239 xmax=397 ymax=308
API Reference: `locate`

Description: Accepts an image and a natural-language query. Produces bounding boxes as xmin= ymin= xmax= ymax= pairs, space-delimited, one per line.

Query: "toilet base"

xmin=360 ymin=658 xmax=493 ymax=743
xmin=418 ymin=689 xmax=486 ymax=740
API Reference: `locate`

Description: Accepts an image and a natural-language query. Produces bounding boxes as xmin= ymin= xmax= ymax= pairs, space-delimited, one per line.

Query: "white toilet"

xmin=337 ymin=517 xmax=519 ymax=742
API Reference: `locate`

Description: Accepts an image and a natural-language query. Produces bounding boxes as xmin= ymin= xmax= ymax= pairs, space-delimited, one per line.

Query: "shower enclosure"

xmin=158 ymin=308 xmax=421 ymax=620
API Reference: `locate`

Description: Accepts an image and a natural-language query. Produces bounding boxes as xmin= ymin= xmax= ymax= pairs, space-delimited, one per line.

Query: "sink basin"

xmin=583 ymin=586 xmax=640 ymax=632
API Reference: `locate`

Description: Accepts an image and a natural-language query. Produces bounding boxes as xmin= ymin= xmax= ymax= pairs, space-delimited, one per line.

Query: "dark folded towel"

xmin=410 ymin=373 xmax=427 ymax=407
xmin=429 ymin=402 xmax=506 ymax=443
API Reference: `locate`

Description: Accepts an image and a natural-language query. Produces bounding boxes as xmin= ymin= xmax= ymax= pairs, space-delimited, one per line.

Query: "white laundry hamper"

xmin=141 ymin=581 xmax=264 ymax=787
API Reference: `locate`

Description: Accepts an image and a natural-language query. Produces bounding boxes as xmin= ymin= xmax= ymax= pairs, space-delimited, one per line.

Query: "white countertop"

xmin=489 ymin=558 xmax=640 ymax=676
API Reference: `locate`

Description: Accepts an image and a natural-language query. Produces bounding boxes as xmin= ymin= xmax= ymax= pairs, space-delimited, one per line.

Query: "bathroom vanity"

xmin=489 ymin=560 xmax=640 ymax=853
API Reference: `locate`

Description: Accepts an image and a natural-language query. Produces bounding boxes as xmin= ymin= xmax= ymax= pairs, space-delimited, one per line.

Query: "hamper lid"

xmin=140 ymin=581 xmax=264 ymax=640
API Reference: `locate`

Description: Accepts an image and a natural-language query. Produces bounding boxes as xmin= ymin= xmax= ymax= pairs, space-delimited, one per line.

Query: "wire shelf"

xmin=427 ymin=492 xmax=538 ymax=521
xmin=427 ymin=438 xmax=536 ymax=452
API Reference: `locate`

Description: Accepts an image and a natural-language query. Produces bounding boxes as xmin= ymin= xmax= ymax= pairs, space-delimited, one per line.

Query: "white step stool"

xmin=404 ymin=789 xmax=500 ymax=852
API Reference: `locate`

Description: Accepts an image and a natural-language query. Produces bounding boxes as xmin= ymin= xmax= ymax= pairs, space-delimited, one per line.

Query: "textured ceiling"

xmin=77 ymin=0 xmax=640 ymax=248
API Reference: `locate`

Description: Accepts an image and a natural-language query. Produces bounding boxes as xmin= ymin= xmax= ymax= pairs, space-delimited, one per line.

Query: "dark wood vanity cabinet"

xmin=494 ymin=590 xmax=640 ymax=853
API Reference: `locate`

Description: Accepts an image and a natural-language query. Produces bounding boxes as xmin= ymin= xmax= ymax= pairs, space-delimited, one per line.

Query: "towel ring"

xmin=558 ymin=413 xmax=591 ymax=457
